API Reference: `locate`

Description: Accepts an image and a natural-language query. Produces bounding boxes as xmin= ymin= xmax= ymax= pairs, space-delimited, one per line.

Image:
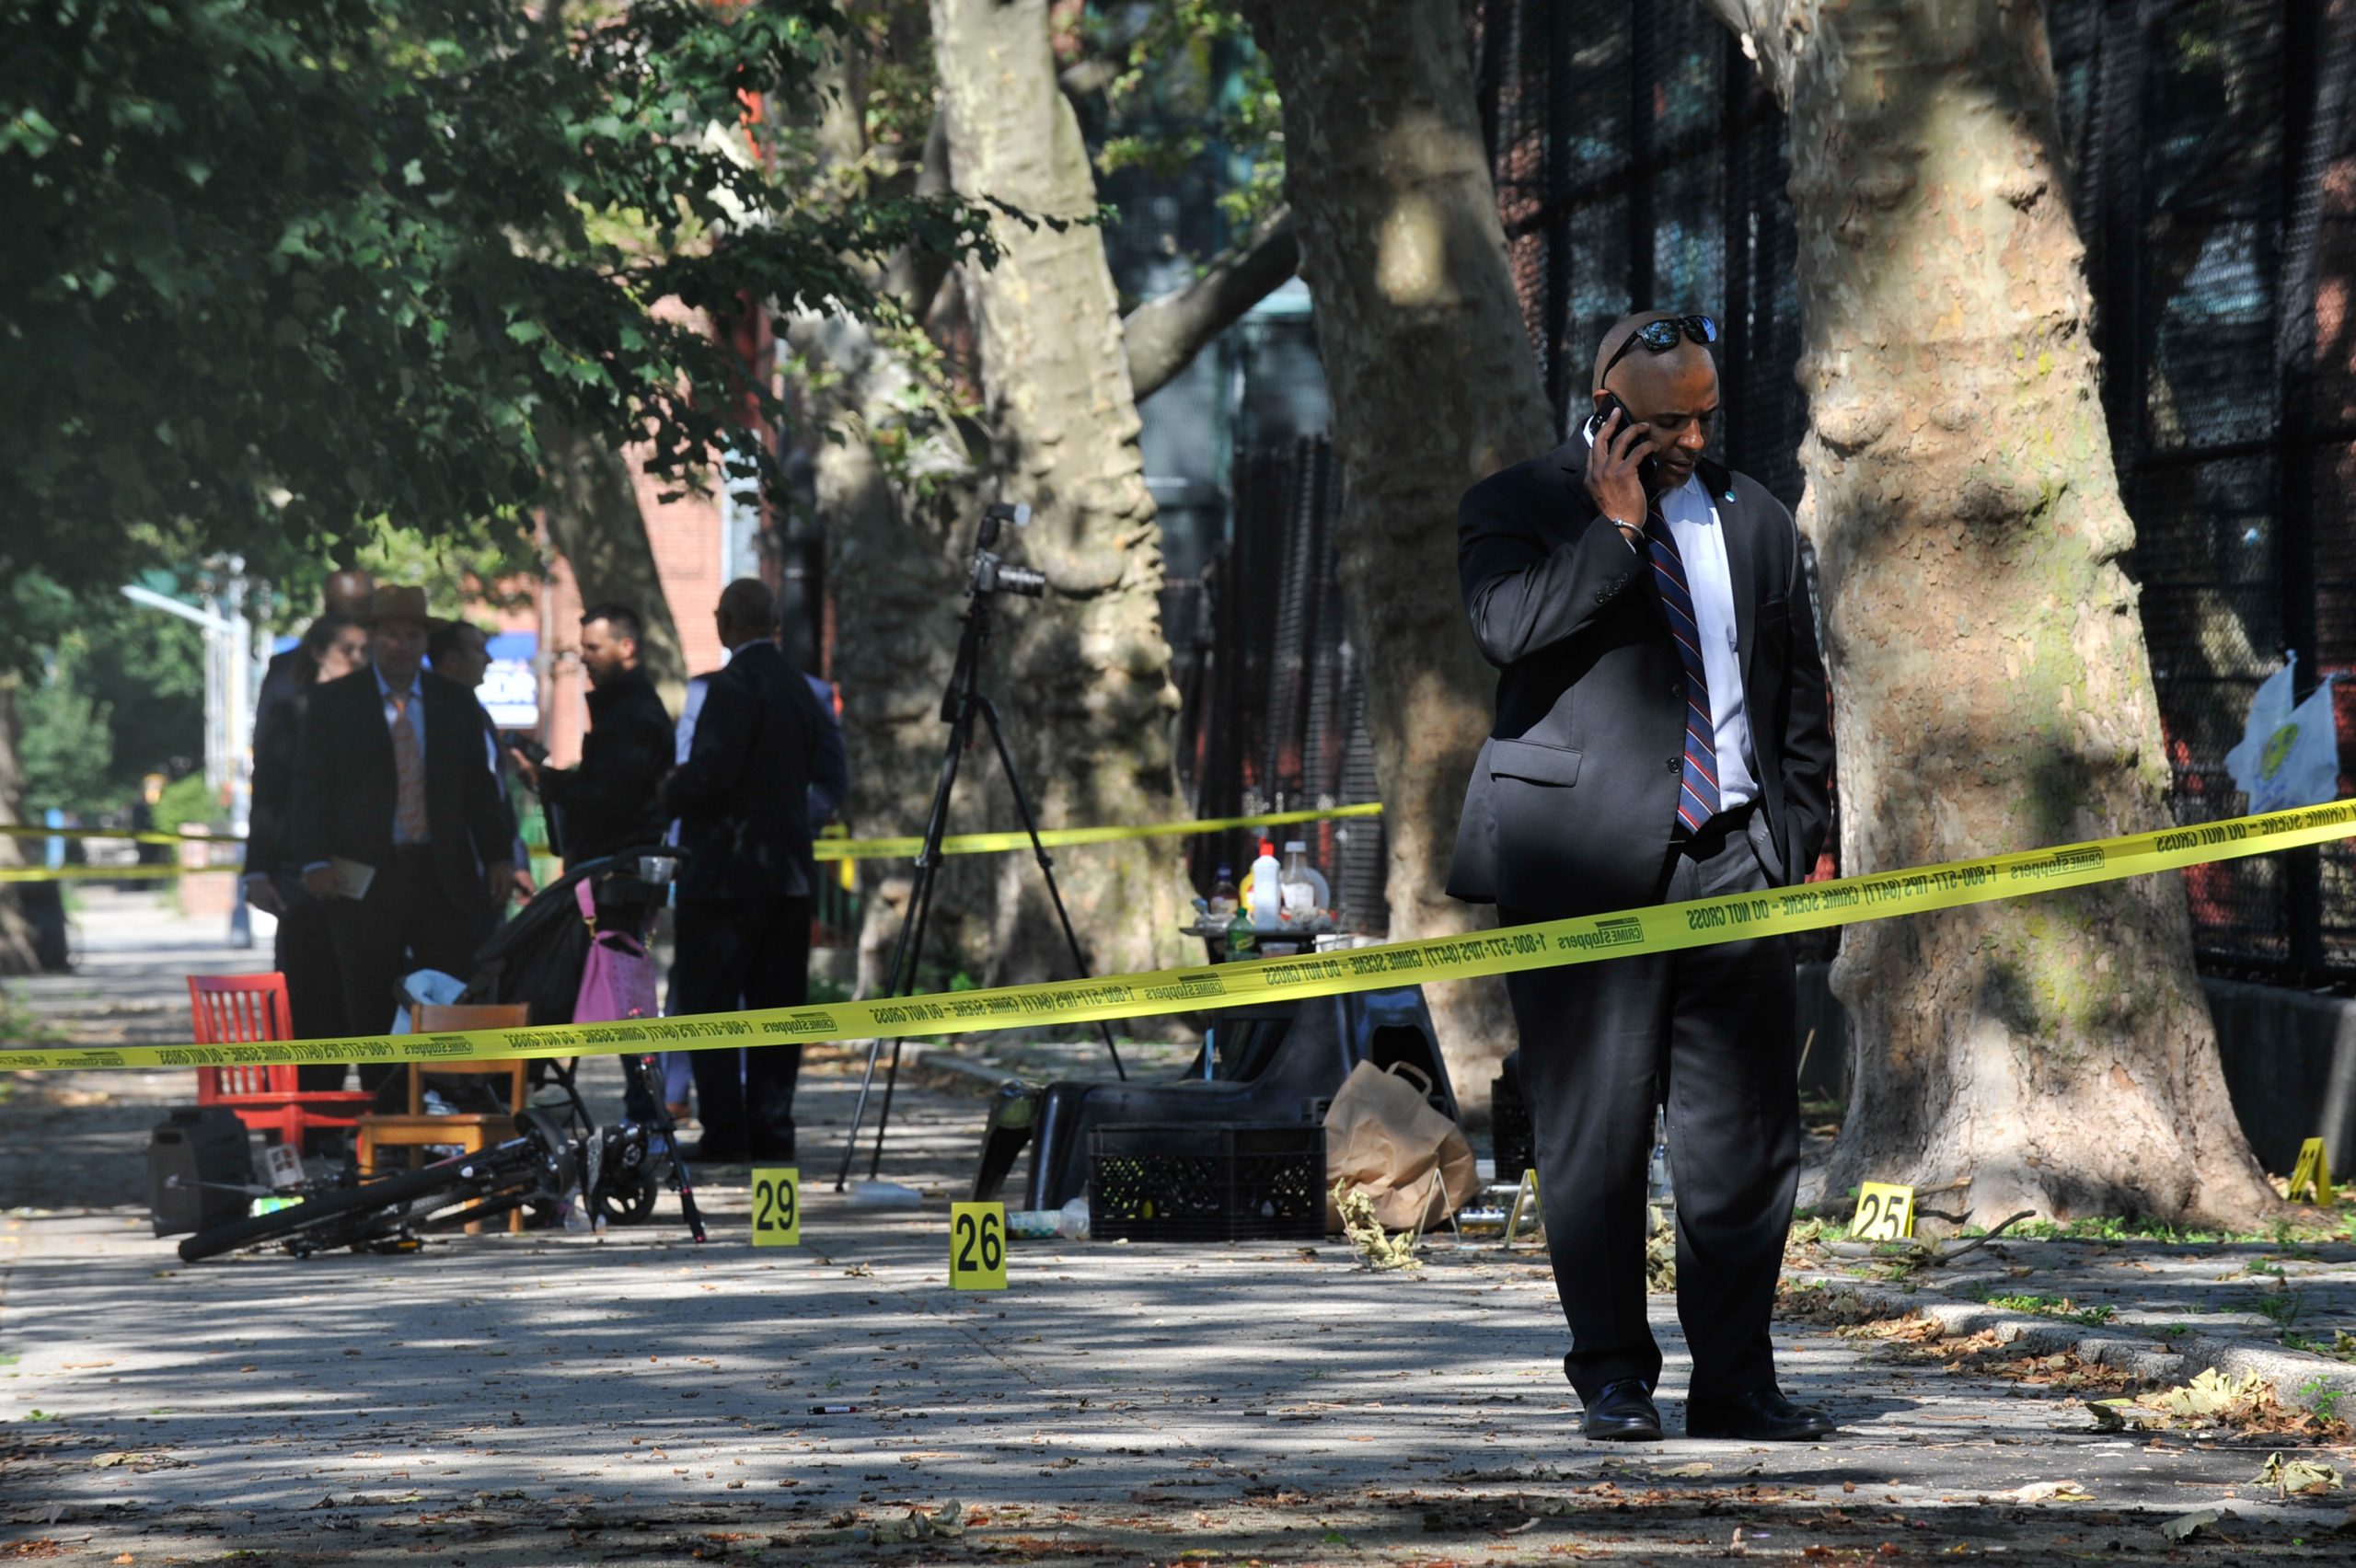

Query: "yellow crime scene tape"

xmin=0 ymin=803 xmax=1386 ymax=882
xmin=6 ymin=800 xmax=2350 ymax=1075
xmin=809 ymin=801 xmax=1384 ymax=861
xmin=0 ymin=824 xmax=248 ymax=847
xmin=0 ymin=864 xmax=197 ymax=883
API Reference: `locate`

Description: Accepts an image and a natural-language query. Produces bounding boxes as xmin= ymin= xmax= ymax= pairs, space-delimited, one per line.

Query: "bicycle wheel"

xmin=178 ymin=1159 xmax=474 ymax=1263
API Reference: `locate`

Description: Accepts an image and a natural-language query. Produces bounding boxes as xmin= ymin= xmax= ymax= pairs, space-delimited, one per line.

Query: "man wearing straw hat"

xmin=289 ymin=585 xmax=516 ymax=1081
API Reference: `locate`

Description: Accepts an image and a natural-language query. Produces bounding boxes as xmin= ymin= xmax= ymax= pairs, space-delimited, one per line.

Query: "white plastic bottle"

xmin=1247 ymin=839 xmax=1283 ymax=929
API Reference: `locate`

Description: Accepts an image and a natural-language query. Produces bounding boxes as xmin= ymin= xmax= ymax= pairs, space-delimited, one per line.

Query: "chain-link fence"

xmin=1468 ymin=0 xmax=2356 ymax=986
xmin=1171 ymin=437 xmax=1390 ymax=935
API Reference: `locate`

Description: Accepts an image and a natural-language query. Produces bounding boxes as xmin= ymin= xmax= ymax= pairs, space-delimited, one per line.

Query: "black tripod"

xmin=833 ymin=505 xmax=1126 ymax=1191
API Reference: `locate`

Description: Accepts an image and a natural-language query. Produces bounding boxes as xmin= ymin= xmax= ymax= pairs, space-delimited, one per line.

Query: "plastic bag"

xmin=2224 ymin=654 xmax=2343 ymax=813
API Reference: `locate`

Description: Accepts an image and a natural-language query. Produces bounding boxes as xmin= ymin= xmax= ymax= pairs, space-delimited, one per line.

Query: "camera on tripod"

xmin=970 ymin=502 xmax=1047 ymax=598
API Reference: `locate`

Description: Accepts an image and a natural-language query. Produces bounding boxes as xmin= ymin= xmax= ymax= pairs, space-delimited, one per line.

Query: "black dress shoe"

xmin=1685 ymin=1388 xmax=1835 ymax=1441
xmin=676 ymin=1141 xmax=749 ymax=1165
xmin=1581 ymin=1378 xmax=1664 ymax=1442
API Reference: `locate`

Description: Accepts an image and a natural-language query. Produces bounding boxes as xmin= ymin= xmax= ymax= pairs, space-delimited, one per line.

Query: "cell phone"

xmin=1586 ymin=391 xmax=1662 ymax=493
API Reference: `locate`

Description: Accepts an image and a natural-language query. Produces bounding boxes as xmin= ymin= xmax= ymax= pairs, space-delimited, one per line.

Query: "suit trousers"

xmin=328 ymin=847 xmax=489 ymax=1094
xmin=274 ymin=897 xmax=350 ymax=1092
xmin=1503 ymin=813 xmax=1799 ymax=1404
xmin=675 ymin=896 xmax=812 ymax=1159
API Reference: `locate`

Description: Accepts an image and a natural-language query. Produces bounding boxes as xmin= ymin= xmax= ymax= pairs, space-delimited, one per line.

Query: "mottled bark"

xmin=0 ymin=674 xmax=39 ymax=976
xmin=926 ymin=0 xmax=1189 ymax=981
xmin=784 ymin=308 xmax=995 ymax=993
xmin=1240 ymin=0 xmax=1539 ymax=1108
xmin=538 ymin=425 xmax=690 ymax=711
xmin=1706 ymin=0 xmax=2277 ymax=1227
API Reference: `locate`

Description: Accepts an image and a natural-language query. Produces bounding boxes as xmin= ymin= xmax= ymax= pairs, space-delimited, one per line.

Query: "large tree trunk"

xmin=1705 ymin=0 xmax=2278 ymax=1227
xmin=927 ymin=0 xmax=1189 ymax=981
xmin=785 ymin=306 xmax=998 ymax=993
xmin=539 ymin=425 xmax=691 ymax=710
xmin=1241 ymin=0 xmax=1541 ymax=1108
xmin=0 ymin=674 xmax=40 ymax=977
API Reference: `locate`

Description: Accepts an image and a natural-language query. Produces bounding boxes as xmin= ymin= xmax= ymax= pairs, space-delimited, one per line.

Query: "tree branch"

xmin=883 ymin=109 xmax=954 ymax=318
xmin=1121 ymin=205 xmax=1299 ymax=403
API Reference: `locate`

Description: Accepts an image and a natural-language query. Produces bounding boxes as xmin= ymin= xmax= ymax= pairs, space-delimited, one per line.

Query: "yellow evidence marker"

xmin=751 ymin=1166 xmax=801 ymax=1247
xmin=950 ymin=1200 xmax=1008 ymax=1290
xmin=1850 ymin=1182 xmax=1915 ymax=1241
xmin=2288 ymin=1138 xmax=2336 ymax=1206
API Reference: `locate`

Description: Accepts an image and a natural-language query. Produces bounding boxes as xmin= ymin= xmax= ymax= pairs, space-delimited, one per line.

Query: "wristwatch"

xmin=1604 ymin=514 xmax=1644 ymax=547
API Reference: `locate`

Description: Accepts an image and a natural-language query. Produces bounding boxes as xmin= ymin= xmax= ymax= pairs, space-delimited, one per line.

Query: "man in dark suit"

xmin=1449 ymin=312 xmax=1836 ymax=1443
xmin=290 ymin=586 xmax=516 ymax=1076
xmin=664 ymin=577 xmax=830 ymax=1162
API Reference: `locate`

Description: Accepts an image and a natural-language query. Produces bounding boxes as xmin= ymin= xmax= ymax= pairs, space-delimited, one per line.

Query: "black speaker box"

xmin=147 ymin=1106 xmax=252 ymax=1236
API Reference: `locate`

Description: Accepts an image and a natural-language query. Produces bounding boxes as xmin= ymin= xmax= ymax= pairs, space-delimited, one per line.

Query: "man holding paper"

xmin=290 ymin=585 xmax=516 ymax=1069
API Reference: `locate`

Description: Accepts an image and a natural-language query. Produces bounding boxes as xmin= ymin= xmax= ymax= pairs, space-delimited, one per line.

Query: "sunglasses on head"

xmin=1600 ymin=314 xmax=1718 ymax=379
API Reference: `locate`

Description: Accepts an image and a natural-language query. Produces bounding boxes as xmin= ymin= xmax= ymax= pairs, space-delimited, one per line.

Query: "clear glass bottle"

xmin=1207 ymin=863 xmax=1239 ymax=922
xmin=1278 ymin=841 xmax=1330 ymax=918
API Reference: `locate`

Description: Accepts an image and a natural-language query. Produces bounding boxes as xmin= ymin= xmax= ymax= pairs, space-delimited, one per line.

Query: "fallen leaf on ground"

xmin=2160 ymin=1508 xmax=2221 ymax=1542
xmin=2254 ymin=1453 xmax=2342 ymax=1495
xmin=2005 ymin=1481 xmax=2092 ymax=1504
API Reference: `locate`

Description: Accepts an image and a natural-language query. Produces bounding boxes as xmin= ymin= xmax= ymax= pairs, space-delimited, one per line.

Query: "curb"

xmin=1787 ymin=1268 xmax=2356 ymax=1414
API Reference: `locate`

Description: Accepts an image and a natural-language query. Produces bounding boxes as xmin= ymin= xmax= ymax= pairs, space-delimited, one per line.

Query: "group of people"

xmin=242 ymin=571 xmax=844 ymax=1162
xmin=228 ymin=305 xmax=1831 ymax=1440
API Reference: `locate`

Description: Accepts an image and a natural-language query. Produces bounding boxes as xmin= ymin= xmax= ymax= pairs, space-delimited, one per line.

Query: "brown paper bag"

xmin=1322 ymin=1061 xmax=1481 ymax=1231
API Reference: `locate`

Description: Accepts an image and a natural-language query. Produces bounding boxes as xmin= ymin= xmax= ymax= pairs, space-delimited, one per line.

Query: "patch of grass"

xmin=1972 ymin=1291 xmax=2117 ymax=1326
xmin=1786 ymin=1215 xmax=1850 ymax=1247
xmin=2283 ymin=1331 xmax=2356 ymax=1364
xmin=0 ymin=987 xmax=67 ymax=1048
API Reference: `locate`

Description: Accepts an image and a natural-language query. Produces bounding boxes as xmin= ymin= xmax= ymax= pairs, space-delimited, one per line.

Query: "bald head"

xmin=714 ymin=577 xmax=774 ymax=651
xmin=1591 ymin=311 xmax=1721 ymax=492
xmin=322 ymin=569 xmax=375 ymax=620
xmin=1594 ymin=311 xmax=1683 ymax=393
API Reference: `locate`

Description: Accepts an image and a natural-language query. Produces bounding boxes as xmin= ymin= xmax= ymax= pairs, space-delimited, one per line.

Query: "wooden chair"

xmin=354 ymin=1003 xmax=533 ymax=1234
xmin=188 ymin=974 xmax=376 ymax=1147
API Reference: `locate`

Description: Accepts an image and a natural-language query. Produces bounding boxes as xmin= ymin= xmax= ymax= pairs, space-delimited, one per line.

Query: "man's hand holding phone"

xmin=1586 ymin=404 xmax=1658 ymax=549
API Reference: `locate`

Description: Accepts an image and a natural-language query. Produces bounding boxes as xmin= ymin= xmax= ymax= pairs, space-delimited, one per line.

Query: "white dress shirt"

xmin=1583 ymin=425 xmax=1760 ymax=811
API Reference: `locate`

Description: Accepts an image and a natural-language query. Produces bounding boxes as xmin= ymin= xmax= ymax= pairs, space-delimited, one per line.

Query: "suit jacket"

xmin=1447 ymin=443 xmax=1834 ymax=918
xmin=246 ymin=681 xmax=314 ymax=888
xmin=539 ymin=666 xmax=674 ymax=866
xmin=664 ymin=640 xmax=828 ymax=903
xmin=287 ymin=669 xmax=516 ymax=910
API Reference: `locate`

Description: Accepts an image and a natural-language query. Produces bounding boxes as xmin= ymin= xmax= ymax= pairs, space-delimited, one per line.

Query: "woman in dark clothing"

xmin=243 ymin=612 xmax=370 ymax=1067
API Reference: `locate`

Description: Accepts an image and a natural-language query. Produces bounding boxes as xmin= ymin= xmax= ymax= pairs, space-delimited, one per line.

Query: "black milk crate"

xmin=1088 ymin=1123 xmax=1326 ymax=1243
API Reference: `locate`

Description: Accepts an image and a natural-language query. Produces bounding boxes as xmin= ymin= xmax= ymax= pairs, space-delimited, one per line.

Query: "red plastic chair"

xmin=188 ymin=974 xmax=376 ymax=1146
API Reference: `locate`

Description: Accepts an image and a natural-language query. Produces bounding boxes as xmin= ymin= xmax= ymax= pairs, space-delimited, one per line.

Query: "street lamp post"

xmin=121 ymin=559 xmax=259 ymax=949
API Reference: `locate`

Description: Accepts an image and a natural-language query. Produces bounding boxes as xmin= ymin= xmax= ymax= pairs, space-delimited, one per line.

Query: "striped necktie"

xmin=1643 ymin=510 xmax=1722 ymax=834
xmin=389 ymin=687 xmax=429 ymax=844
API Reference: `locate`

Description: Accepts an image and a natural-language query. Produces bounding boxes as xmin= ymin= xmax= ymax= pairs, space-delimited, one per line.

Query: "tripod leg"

xmin=975 ymin=696 xmax=1127 ymax=1081
xmin=833 ymin=703 xmax=971 ymax=1190
xmin=863 ymin=855 xmax=951 ymax=1179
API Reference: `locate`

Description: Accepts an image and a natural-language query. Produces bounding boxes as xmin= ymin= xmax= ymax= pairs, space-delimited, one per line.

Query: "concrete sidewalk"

xmin=6 ymin=895 xmax=2356 ymax=1564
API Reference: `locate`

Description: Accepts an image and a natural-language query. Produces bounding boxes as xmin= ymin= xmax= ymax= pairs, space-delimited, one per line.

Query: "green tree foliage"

xmin=15 ymin=638 xmax=116 ymax=815
xmin=0 ymin=0 xmax=996 ymax=603
xmin=1086 ymin=0 xmax=1281 ymax=229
